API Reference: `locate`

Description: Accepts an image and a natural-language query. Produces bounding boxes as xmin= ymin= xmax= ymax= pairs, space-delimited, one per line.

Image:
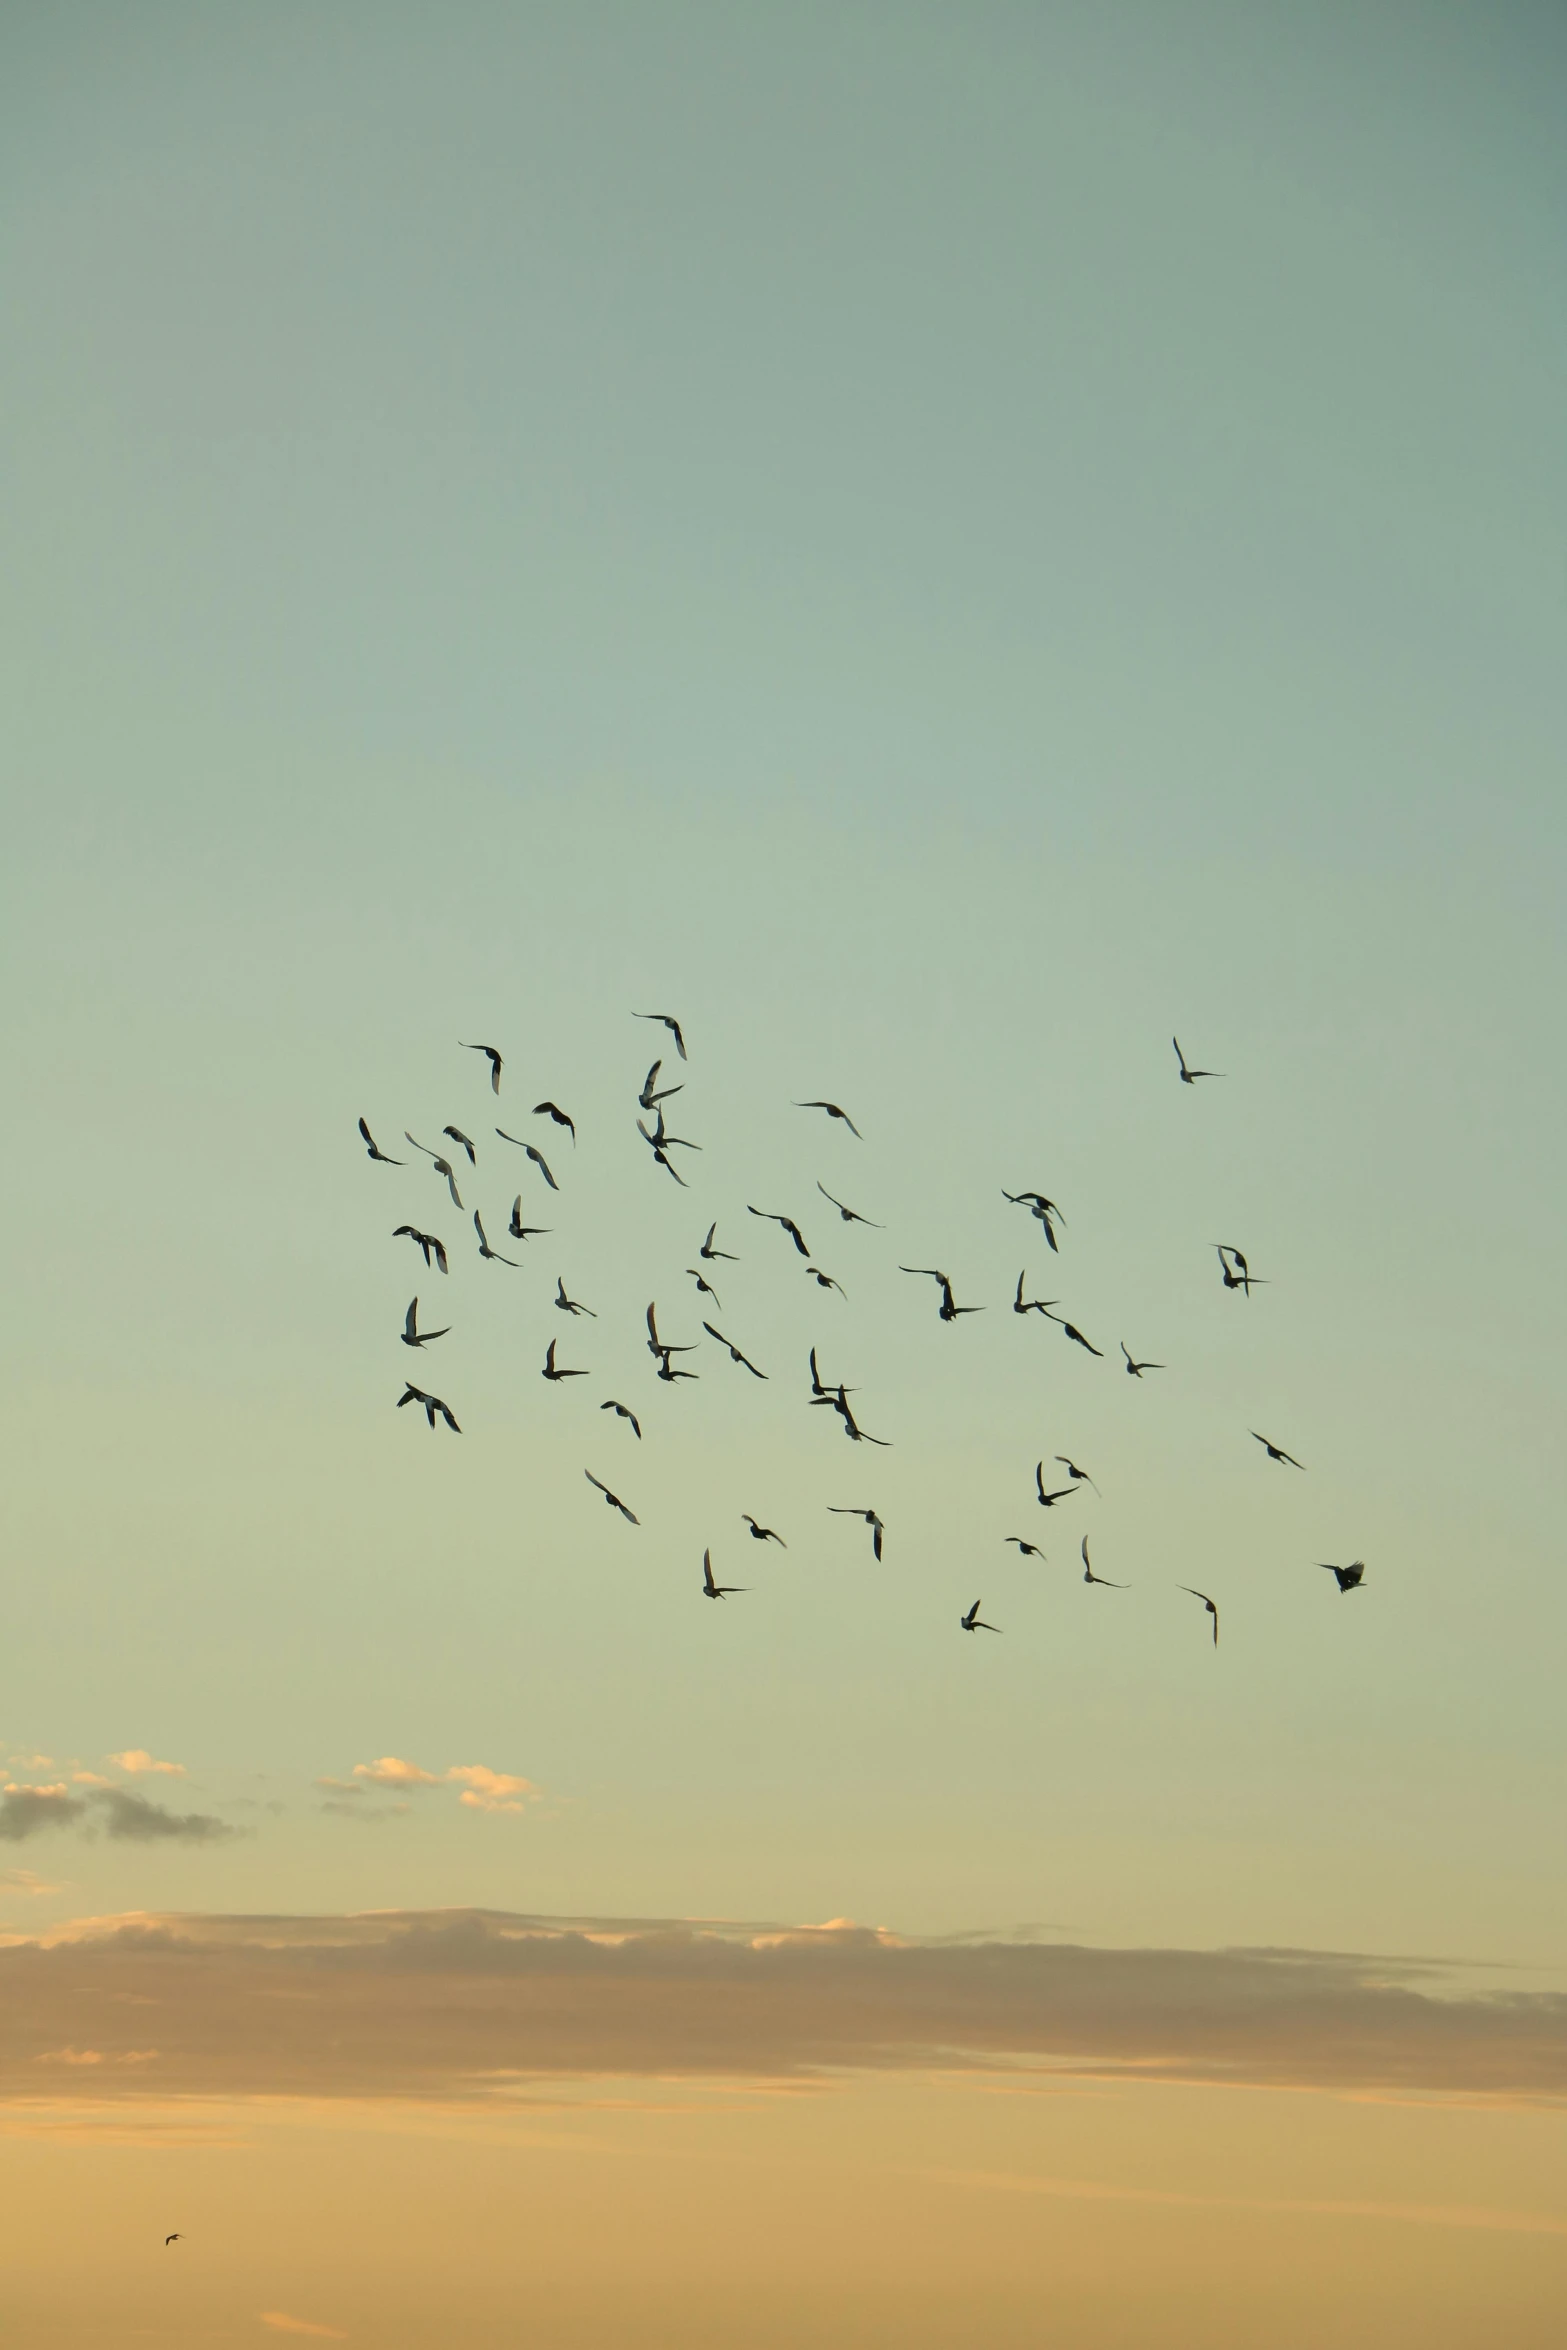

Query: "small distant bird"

xmin=1080 ymin=1537 xmax=1127 ymax=1587
xmin=899 ymin=1267 xmax=982 ymax=1322
xmin=742 ymin=1515 xmax=785 ymax=1546
xmin=555 ymin=1277 xmax=596 ymax=1317
xmin=1121 ymin=1344 xmax=1164 ymax=1378
xmin=165 ymin=2233 xmax=182 ymax=2246
xmin=473 ymin=1211 xmax=517 ymax=1265
xmin=496 ymin=1131 xmax=558 ymax=1190
xmin=960 ymin=1599 xmax=1001 ymax=1634
xmin=1214 ymin=1243 xmax=1266 ymax=1294
xmin=1012 ymin=1272 xmax=1039 ymax=1316
xmin=639 ymin=1060 xmax=683 ymax=1111
xmin=636 ymin=1106 xmax=699 ymax=1182
xmin=401 ymin=1298 xmax=449 ymax=1350
xmin=749 ymin=1206 xmax=809 ymax=1257
xmin=656 ymin=1355 xmax=699 ymax=1384
xmin=462 ymin=1043 xmax=503 ymax=1092
xmin=686 ymin=1267 xmax=721 ymax=1307
xmin=394 ymin=1226 xmax=449 ymax=1275
xmin=406 ymin=1136 xmax=464 ymax=1209
xmin=601 ymin=1399 xmax=642 ymax=1438
xmin=1005 ymin=1537 xmax=1045 ymax=1559
xmin=647 ymin=1303 xmax=696 ymax=1363
xmin=1035 ymin=1463 xmax=1079 ymax=1508
xmin=442 ymin=1125 xmax=477 ymax=1164
xmin=829 ymin=1506 xmax=884 ymax=1560
xmin=1173 ymin=1037 xmax=1222 ymax=1084
xmin=830 ymin=1392 xmax=889 ymax=1447
xmin=1002 ymin=1191 xmax=1065 ymax=1251
xmin=699 ymin=1221 xmax=737 ymax=1262
xmin=702 ymin=1321 xmax=767 ymax=1379
xmin=1056 ymin=1455 xmax=1100 ymax=1496
xmin=585 ymin=1469 xmax=638 ymax=1524
xmin=1252 ymin=1431 xmax=1304 ymax=1468
xmin=542 ymin=1340 xmax=587 ymax=1382
xmin=534 ymin=1101 xmax=576 ymax=1141
xmin=1040 ymin=1308 xmax=1102 ymax=1357
xmin=807 ymin=1347 xmax=836 ymax=1401
xmin=817 ymin=1184 xmax=882 ymax=1227
xmin=636 ymin=1012 xmax=687 ymax=1060
xmin=795 ymin=1100 xmax=861 ymax=1138
xmin=702 ymin=1547 xmax=744 ymax=1599
xmin=1320 ymin=1560 xmax=1366 ymax=1593
xmin=507 ymin=1198 xmax=551 ymax=1242
xmin=806 ymin=1268 xmax=845 ymax=1296
xmin=1180 ymin=1587 xmax=1220 ymax=1645
xmin=398 ymin=1383 xmax=460 ymax=1432
xmin=358 ymin=1118 xmax=403 ymax=1164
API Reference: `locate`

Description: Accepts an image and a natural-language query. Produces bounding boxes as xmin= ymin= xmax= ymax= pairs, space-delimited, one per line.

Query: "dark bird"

xmin=358 ymin=1118 xmax=403 ymax=1164
xmin=639 ymin=1060 xmax=683 ymax=1111
xmin=742 ymin=1515 xmax=785 ymax=1546
xmin=507 ymin=1198 xmax=551 ymax=1242
xmin=686 ymin=1267 xmax=721 ymax=1307
xmin=636 ymin=1012 xmax=687 ymax=1060
xmin=1121 ymin=1344 xmax=1165 ymax=1377
xmin=406 ymin=1136 xmax=465 ymax=1209
xmin=702 ymin=1548 xmax=744 ymax=1599
xmin=1040 ymin=1308 xmax=1103 ymax=1357
xmin=1013 ymin=1272 xmax=1057 ymax=1316
xmin=1251 ymin=1431 xmax=1304 ymax=1469
xmin=442 ymin=1124 xmax=477 ymax=1165
xmin=165 ymin=2233 xmax=182 ymax=2246
xmin=828 ymin=1389 xmax=889 ymax=1446
xmin=473 ymin=1211 xmax=517 ymax=1265
xmin=585 ymin=1469 xmax=639 ymax=1524
xmin=398 ymin=1383 xmax=460 ymax=1432
xmin=394 ymin=1225 xmax=449 ymax=1275
xmin=960 ymin=1599 xmax=1001 ymax=1634
xmin=1320 ymin=1560 xmax=1366 ymax=1593
xmin=656 ymin=1355 xmax=699 ymax=1384
xmin=1005 ymin=1537 xmax=1046 ymax=1559
xmin=829 ymin=1506 xmax=884 ymax=1560
xmin=1002 ymin=1190 xmax=1065 ymax=1251
xmin=600 ymin=1399 xmax=642 ymax=1438
xmin=636 ymin=1106 xmax=700 ymax=1182
xmin=1180 ymin=1586 xmax=1220 ymax=1645
xmin=542 ymin=1339 xmax=587 ymax=1382
xmin=794 ymin=1100 xmax=861 ymax=1138
xmin=401 ymin=1297 xmax=449 ymax=1350
xmin=461 ymin=1042 xmax=503 ymax=1092
xmin=1055 ymin=1455 xmax=1100 ymax=1496
xmin=1035 ymin=1463 xmax=1079 ymax=1509
xmin=806 ymin=1268 xmax=846 ymax=1296
xmin=808 ymin=1347 xmax=835 ymax=1400
xmin=749 ymin=1206 xmax=809 ymax=1257
xmin=534 ymin=1101 xmax=576 ymax=1142
xmin=817 ymin=1183 xmax=882 ymax=1227
xmin=1173 ymin=1037 xmax=1222 ymax=1084
xmin=1080 ymin=1537 xmax=1127 ymax=1588
xmin=702 ymin=1321 xmax=767 ymax=1379
xmin=699 ymin=1221 xmax=738 ymax=1262
xmin=496 ymin=1131 xmax=558 ymax=1190
xmin=1214 ymin=1243 xmax=1267 ymax=1294
xmin=899 ymin=1267 xmax=983 ymax=1322
xmin=647 ymin=1303 xmax=697 ymax=1363
xmin=555 ymin=1276 xmax=596 ymax=1318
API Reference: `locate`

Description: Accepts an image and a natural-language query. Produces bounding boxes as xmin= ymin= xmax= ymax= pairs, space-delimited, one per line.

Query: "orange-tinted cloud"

xmin=343 ymin=1759 xmax=537 ymax=1812
xmin=108 ymin=1750 xmax=186 ymax=1777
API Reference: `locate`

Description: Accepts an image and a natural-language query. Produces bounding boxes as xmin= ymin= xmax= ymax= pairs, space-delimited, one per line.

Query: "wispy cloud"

xmin=0 ymin=1783 xmax=237 ymax=1846
xmin=329 ymin=1759 xmax=539 ymax=1814
xmin=352 ymin=1758 xmax=444 ymax=1790
xmin=2 ymin=1912 xmax=1565 ymax=2108
xmin=108 ymin=1750 xmax=186 ymax=1778
xmin=258 ymin=2315 xmax=348 ymax=2340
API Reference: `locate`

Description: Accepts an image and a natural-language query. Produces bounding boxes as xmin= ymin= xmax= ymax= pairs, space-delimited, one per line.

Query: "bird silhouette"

xmin=405 ymin=1137 xmax=465 ymax=1209
xmin=442 ymin=1125 xmax=477 ymax=1164
xmin=555 ymin=1277 xmax=596 ymax=1317
xmin=1121 ymin=1344 xmax=1165 ymax=1378
xmin=1251 ymin=1431 xmax=1304 ymax=1468
xmin=401 ymin=1298 xmax=449 ymax=1349
xmin=829 ymin=1506 xmax=884 ymax=1560
xmin=749 ymin=1206 xmax=809 ymax=1257
xmin=1180 ymin=1586 xmax=1220 ymax=1644
xmin=1320 ymin=1561 xmax=1366 ymax=1593
xmin=358 ymin=1119 xmax=403 ymax=1164
xmin=639 ymin=1060 xmax=683 ymax=1111
xmin=394 ymin=1225 xmax=449 ymax=1275
xmin=585 ymin=1469 xmax=639 ymax=1524
xmin=1055 ymin=1455 xmax=1100 ymax=1495
xmin=702 ymin=1548 xmax=744 ymax=1598
xmin=534 ymin=1101 xmax=576 ymax=1142
xmin=636 ymin=1012 xmax=687 ymax=1060
xmin=1040 ymin=1308 xmax=1102 ymax=1357
xmin=1005 ymin=1537 xmax=1045 ymax=1559
xmin=1002 ymin=1190 xmax=1065 ymax=1250
xmin=600 ymin=1399 xmax=642 ymax=1438
xmin=742 ymin=1515 xmax=785 ymax=1545
xmin=702 ymin=1322 xmax=767 ymax=1379
xmin=1173 ymin=1037 xmax=1222 ymax=1084
xmin=507 ymin=1199 xmax=551 ymax=1242
xmin=794 ymin=1100 xmax=862 ymax=1138
xmin=699 ymin=1221 xmax=738 ymax=1262
xmin=542 ymin=1340 xmax=587 ymax=1382
xmin=1035 ymin=1463 xmax=1080 ymax=1508
xmin=461 ymin=1042 xmax=503 ymax=1092
xmin=960 ymin=1599 xmax=1001 ymax=1634
xmin=899 ymin=1267 xmax=982 ymax=1322
xmin=398 ymin=1383 xmax=460 ymax=1432
xmin=647 ymin=1302 xmax=697 ymax=1365
xmin=1214 ymin=1243 xmax=1266 ymax=1294
xmin=164 ymin=2233 xmax=182 ymax=2247
xmin=806 ymin=1268 xmax=845 ymax=1296
xmin=686 ymin=1267 xmax=721 ymax=1307
xmin=473 ymin=1211 xmax=517 ymax=1265
xmin=1080 ymin=1537 xmax=1127 ymax=1587
xmin=817 ymin=1183 xmax=883 ymax=1227
xmin=496 ymin=1131 xmax=558 ymax=1190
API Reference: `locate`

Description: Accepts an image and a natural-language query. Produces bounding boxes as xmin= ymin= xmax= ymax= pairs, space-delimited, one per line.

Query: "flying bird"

xmin=1005 ymin=1537 xmax=1046 ymax=1559
xmin=473 ymin=1211 xmax=517 ymax=1265
xmin=357 ymin=1118 xmax=403 ymax=1164
xmin=164 ymin=2233 xmax=182 ymax=2247
xmin=1055 ymin=1455 xmax=1100 ymax=1495
xmin=742 ymin=1515 xmax=786 ymax=1546
xmin=1173 ymin=1037 xmax=1223 ymax=1084
xmin=749 ymin=1207 xmax=810 ymax=1257
xmin=1214 ymin=1243 xmax=1266 ymax=1294
xmin=507 ymin=1199 xmax=551 ymax=1242
xmin=1035 ymin=1463 xmax=1079 ymax=1508
xmin=794 ymin=1100 xmax=862 ymax=1138
xmin=817 ymin=1183 xmax=883 ymax=1227
xmin=405 ymin=1136 xmax=465 ymax=1209
xmin=1251 ymin=1431 xmax=1304 ymax=1469
xmin=398 ymin=1383 xmax=460 ymax=1432
xmin=555 ymin=1277 xmax=596 ymax=1317
xmin=686 ymin=1266 xmax=721 ymax=1307
xmin=702 ymin=1321 xmax=767 ymax=1379
xmin=701 ymin=1548 xmax=744 ymax=1599
xmin=461 ymin=1042 xmax=503 ymax=1092
xmin=442 ymin=1125 xmax=477 ymax=1164
xmin=827 ymin=1390 xmax=889 ymax=1446
xmin=647 ymin=1303 xmax=697 ymax=1363
xmin=960 ymin=1599 xmax=1001 ymax=1634
xmin=542 ymin=1340 xmax=587 ymax=1382
xmin=600 ymin=1399 xmax=642 ymax=1438
xmin=534 ymin=1101 xmax=576 ymax=1141
xmin=401 ymin=1297 xmax=449 ymax=1350
xmin=699 ymin=1221 xmax=737 ymax=1262
xmin=829 ymin=1506 xmax=884 ymax=1560
xmin=1121 ymin=1344 xmax=1165 ymax=1377
xmin=656 ymin=1355 xmax=700 ymax=1384
xmin=394 ymin=1226 xmax=449 ymax=1275
xmin=1320 ymin=1560 xmax=1366 ymax=1593
xmin=1079 ymin=1537 xmax=1127 ymax=1587
xmin=496 ymin=1131 xmax=558 ymax=1190
xmin=1012 ymin=1272 xmax=1057 ymax=1316
xmin=806 ymin=1268 xmax=845 ymax=1295
xmin=1002 ymin=1190 xmax=1065 ymax=1250
xmin=585 ymin=1469 xmax=639 ymax=1524
xmin=639 ymin=1060 xmax=683 ymax=1110
xmin=899 ymin=1267 xmax=982 ymax=1322
xmin=1040 ymin=1309 xmax=1102 ymax=1357
xmin=636 ymin=1012 xmax=687 ymax=1060
xmin=1179 ymin=1586 xmax=1220 ymax=1645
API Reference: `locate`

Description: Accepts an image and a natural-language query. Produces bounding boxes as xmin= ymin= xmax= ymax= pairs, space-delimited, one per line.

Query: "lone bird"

xmin=806 ymin=1268 xmax=845 ymax=1296
xmin=1005 ymin=1537 xmax=1046 ymax=1559
xmin=1002 ymin=1190 xmax=1065 ymax=1251
xmin=507 ymin=1199 xmax=551 ymax=1242
xmin=394 ymin=1226 xmax=449 ymax=1275
xmin=542 ymin=1339 xmax=587 ymax=1382
xmin=702 ymin=1322 xmax=767 ymax=1379
xmin=701 ymin=1548 xmax=744 ymax=1599
xmin=1056 ymin=1455 xmax=1099 ymax=1495
xmin=817 ymin=1184 xmax=882 ymax=1227
xmin=749 ymin=1206 xmax=809 ymax=1257
xmin=699 ymin=1221 xmax=738 ymax=1262
xmin=636 ymin=1011 xmax=687 ymax=1060
xmin=1251 ymin=1430 xmax=1304 ymax=1469
xmin=795 ymin=1100 xmax=861 ymax=1138
xmin=358 ymin=1119 xmax=403 ymax=1164
xmin=442 ymin=1125 xmax=477 ymax=1164
xmin=829 ymin=1506 xmax=884 ymax=1560
xmin=1041 ymin=1308 xmax=1103 ymax=1357
xmin=462 ymin=1042 xmax=503 ymax=1092
xmin=1215 ymin=1243 xmax=1265 ymax=1294
xmin=1080 ymin=1537 xmax=1127 ymax=1588
xmin=1121 ymin=1344 xmax=1165 ymax=1378
xmin=496 ymin=1131 xmax=558 ymax=1190
xmin=555 ymin=1277 xmax=596 ymax=1317
xmin=742 ymin=1515 xmax=785 ymax=1546
xmin=585 ymin=1469 xmax=639 ymax=1524
xmin=164 ymin=2233 xmax=182 ymax=2246
xmin=473 ymin=1211 xmax=517 ymax=1264
xmin=1320 ymin=1560 xmax=1366 ymax=1593
xmin=534 ymin=1101 xmax=577 ymax=1142
xmin=899 ymin=1267 xmax=983 ymax=1322
xmin=401 ymin=1297 xmax=449 ymax=1350
xmin=1180 ymin=1586 xmax=1220 ymax=1645
xmin=960 ymin=1599 xmax=1001 ymax=1634
xmin=1173 ymin=1037 xmax=1222 ymax=1084
xmin=1035 ymin=1463 xmax=1079 ymax=1508
xmin=600 ymin=1399 xmax=642 ymax=1438
xmin=398 ymin=1383 xmax=460 ymax=1432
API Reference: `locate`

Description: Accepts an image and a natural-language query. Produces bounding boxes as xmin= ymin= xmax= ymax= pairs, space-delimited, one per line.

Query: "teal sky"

xmin=3 ymin=2 xmax=1564 ymax=1967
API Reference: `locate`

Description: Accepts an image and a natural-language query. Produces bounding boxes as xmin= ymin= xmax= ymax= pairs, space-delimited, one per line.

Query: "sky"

xmin=2 ymin=2 xmax=1565 ymax=2342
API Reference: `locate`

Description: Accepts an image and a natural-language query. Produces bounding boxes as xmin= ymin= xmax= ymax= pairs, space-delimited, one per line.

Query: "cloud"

xmin=108 ymin=1750 xmax=186 ymax=1778
xmin=258 ymin=2316 xmax=348 ymax=2341
xmin=1 ymin=1787 xmax=86 ymax=1842
xmin=2 ymin=1911 xmax=1565 ymax=2109
xmin=447 ymin=1765 xmax=534 ymax=1814
xmin=352 ymin=1758 xmax=444 ymax=1789
xmin=0 ymin=1784 xmax=236 ymax=1846
xmin=342 ymin=1759 xmax=537 ymax=1812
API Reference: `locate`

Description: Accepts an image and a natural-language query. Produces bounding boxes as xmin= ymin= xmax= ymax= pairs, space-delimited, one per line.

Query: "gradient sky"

xmin=3 ymin=3 xmax=1565 ymax=2341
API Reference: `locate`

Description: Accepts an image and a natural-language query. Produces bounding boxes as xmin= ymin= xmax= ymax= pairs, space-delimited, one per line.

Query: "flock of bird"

xmin=358 ymin=1023 xmax=1366 ymax=1642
